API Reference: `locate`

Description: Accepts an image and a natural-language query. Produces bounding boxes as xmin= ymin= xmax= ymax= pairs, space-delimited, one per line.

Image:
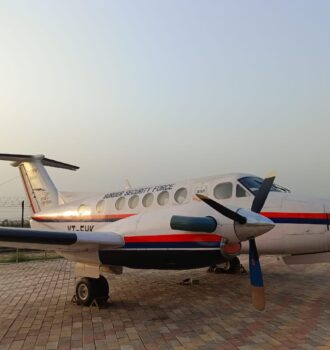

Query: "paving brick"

xmin=0 ymin=257 xmax=329 ymax=349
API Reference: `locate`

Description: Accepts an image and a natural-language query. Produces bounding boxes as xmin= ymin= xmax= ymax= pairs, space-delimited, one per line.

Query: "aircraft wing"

xmin=0 ymin=227 xmax=124 ymax=251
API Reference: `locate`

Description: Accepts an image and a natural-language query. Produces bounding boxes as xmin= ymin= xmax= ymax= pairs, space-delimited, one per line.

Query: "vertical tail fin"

xmin=0 ymin=154 xmax=79 ymax=213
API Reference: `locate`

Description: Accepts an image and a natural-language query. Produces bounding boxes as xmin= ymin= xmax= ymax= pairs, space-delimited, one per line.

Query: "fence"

xmin=0 ymin=197 xmax=33 ymax=260
xmin=0 ymin=197 xmax=31 ymax=221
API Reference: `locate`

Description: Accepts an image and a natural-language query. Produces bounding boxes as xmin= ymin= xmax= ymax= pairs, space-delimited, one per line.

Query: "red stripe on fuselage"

xmin=261 ymin=212 xmax=327 ymax=219
xmin=32 ymin=213 xmax=134 ymax=222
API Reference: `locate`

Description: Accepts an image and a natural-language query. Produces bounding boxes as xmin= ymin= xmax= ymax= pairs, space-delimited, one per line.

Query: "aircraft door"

xmin=279 ymin=197 xmax=328 ymax=254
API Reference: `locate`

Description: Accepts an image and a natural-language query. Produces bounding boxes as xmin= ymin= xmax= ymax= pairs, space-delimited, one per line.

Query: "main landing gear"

xmin=208 ymin=257 xmax=246 ymax=274
xmin=75 ymin=275 xmax=109 ymax=306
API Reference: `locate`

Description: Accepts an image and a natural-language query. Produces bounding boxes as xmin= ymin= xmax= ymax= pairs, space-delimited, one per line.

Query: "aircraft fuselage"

xmin=29 ymin=173 xmax=330 ymax=268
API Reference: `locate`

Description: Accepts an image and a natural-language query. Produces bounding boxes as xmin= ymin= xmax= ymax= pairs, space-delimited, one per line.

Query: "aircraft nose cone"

xmin=234 ymin=209 xmax=275 ymax=241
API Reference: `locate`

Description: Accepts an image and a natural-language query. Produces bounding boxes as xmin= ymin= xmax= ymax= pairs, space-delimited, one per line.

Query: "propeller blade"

xmin=248 ymin=173 xmax=276 ymax=310
xmin=196 ymin=194 xmax=247 ymax=224
xmin=249 ymin=238 xmax=265 ymax=310
xmin=251 ymin=173 xmax=276 ymax=213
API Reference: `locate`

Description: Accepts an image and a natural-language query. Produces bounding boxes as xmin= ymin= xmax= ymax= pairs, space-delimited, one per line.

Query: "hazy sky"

xmin=0 ymin=0 xmax=329 ymax=199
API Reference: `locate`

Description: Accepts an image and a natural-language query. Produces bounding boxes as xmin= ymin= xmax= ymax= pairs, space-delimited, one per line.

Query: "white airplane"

xmin=0 ymin=154 xmax=329 ymax=311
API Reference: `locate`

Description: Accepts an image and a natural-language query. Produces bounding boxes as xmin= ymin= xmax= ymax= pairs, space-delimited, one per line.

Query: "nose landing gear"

xmin=208 ymin=257 xmax=246 ymax=274
xmin=75 ymin=275 xmax=109 ymax=306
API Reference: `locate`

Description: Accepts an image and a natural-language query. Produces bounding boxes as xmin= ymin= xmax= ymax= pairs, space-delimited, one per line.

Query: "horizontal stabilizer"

xmin=0 ymin=153 xmax=79 ymax=171
xmin=0 ymin=227 xmax=124 ymax=251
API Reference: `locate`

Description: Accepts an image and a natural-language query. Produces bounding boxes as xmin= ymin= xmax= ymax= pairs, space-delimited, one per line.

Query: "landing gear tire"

xmin=75 ymin=276 xmax=109 ymax=306
xmin=76 ymin=278 xmax=95 ymax=305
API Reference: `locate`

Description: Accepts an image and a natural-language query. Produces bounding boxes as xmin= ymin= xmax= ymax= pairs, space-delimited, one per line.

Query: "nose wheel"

xmin=75 ymin=275 xmax=109 ymax=306
xmin=208 ymin=257 xmax=245 ymax=274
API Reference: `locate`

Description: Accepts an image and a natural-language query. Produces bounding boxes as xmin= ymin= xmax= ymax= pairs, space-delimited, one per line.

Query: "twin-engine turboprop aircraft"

xmin=0 ymin=153 xmax=329 ymax=311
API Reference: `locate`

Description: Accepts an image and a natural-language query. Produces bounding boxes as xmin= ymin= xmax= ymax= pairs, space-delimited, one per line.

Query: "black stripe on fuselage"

xmin=99 ymin=249 xmax=225 ymax=270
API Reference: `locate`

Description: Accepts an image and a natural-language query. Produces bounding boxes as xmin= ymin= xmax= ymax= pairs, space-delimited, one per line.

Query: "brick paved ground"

xmin=0 ymin=256 xmax=329 ymax=350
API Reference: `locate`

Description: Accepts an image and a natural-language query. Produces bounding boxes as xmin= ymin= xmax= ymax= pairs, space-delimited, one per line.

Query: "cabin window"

xmin=142 ymin=193 xmax=154 ymax=207
xmin=213 ymin=182 xmax=233 ymax=199
xmin=115 ymin=197 xmax=125 ymax=210
xmin=128 ymin=195 xmax=139 ymax=209
xmin=77 ymin=204 xmax=90 ymax=215
xmin=236 ymin=185 xmax=248 ymax=198
xmin=174 ymin=187 xmax=187 ymax=204
xmin=157 ymin=191 xmax=169 ymax=206
xmin=96 ymin=199 xmax=106 ymax=213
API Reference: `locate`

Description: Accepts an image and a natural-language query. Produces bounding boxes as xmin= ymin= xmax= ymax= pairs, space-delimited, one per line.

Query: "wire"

xmin=0 ymin=176 xmax=20 ymax=187
xmin=0 ymin=197 xmax=31 ymax=208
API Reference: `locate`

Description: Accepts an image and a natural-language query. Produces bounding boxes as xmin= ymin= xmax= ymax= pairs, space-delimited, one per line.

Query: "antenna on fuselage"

xmin=124 ymin=179 xmax=132 ymax=190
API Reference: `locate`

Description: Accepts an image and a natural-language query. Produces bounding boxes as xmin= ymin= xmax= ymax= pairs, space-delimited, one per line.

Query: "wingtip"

xmin=251 ymin=286 xmax=266 ymax=311
xmin=266 ymin=171 xmax=277 ymax=179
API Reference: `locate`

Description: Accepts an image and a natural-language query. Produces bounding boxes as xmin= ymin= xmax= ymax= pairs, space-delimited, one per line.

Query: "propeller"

xmin=249 ymin=173 xmax=275 ymax=310
xmin=196 ymin=173 xmax=276 ymax=311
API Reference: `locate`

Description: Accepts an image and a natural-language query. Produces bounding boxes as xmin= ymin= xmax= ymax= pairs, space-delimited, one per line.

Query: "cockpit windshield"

xmin=238 ymin=176 xmax=290 ymax=194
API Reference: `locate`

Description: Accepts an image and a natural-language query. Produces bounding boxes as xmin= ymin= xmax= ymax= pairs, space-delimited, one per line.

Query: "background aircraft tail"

xmin=0 ymin=154 xmax=79 ymax=213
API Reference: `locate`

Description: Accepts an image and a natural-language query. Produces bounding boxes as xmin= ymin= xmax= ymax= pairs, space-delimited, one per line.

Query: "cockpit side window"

xmin=236 ymin=184 xmax=248 ymax=197
xmin=238 ymin=176 xmax=290 ymax=194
